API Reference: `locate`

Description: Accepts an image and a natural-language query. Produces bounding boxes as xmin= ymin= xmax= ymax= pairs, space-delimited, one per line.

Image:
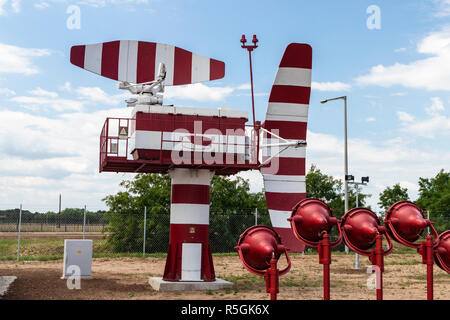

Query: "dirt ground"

xmin=0 ymin=253 xmax=449 ymax=300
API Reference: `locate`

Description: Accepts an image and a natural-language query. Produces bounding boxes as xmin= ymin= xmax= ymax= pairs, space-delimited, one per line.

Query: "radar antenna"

xmin=120 ymin=63 xmax=167 ymax=107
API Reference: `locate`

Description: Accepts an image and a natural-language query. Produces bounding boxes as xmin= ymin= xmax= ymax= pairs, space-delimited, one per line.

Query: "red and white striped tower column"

xmin=163 ymin=168 xmax=216 ymax=282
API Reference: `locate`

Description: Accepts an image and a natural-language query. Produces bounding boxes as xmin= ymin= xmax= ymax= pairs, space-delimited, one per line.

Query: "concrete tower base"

xmin=149 ymin=277 xmax=233 ymax=292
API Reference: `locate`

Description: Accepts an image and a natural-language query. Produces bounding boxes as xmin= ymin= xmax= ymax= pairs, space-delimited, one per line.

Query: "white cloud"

xmin=9 ymin=85 xmax=132 ymax=111
xmin=236 ymin=83 xmax=251 ymax=90
xmin=356 ymin=25 xmax=450 ymax=91
xmin=78 ymin=0 xmax=148 ymax=7
xmin=0 ymin=0 xmax=7 ymax=15
xmin=391 ymin=92 xmax=407 ymax=97
xmin=76 ymin=86 xmax=129 ymax=106
xmin=0 ymin=107 xmax=133 ymax=210
xmin=11 ymin=95 xmax=84 ymax=112
xmin=165 ymin=83 xmax=235 ymax=102
xmin=366 ymin=117 xmax=376 ymax=122
xmin=34 ymin=0 xmax=149 ymax=9
xmin=426 ymin=96 xmax=445 ymax=115
xmin=400 ymin=114 xmax=450 ymax=139
xmin=0 ymin=87 xmax=15 ymax=96
xmin=59 ymin=81 xmax=72 ymax=92
xmin=34 ymin=1 xmax=50 ymax=9
xmin=397 ymin=98 xmax=450 ymax=138
xmin=397 ymin=111 xmax=415 ymax=122
xmin=11 ymin=0 xmax=20 ymax=12
xmin=305 ymin=130 xmax=449 ymax=212
xmin=29 ymin=87 xmax=58 ymax=98
xmin=0 ymin=0 xmax=20 ymax=15
xmin=0 ymin=43 xmax=50 ymax=75
xmin=311 ymin=81 xmax=351 ymax=92
xmin=433 ymin=0 xmax=450 ymax=17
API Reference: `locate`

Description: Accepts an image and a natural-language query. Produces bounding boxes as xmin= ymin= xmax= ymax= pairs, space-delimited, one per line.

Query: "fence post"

xmin=17 ymin=204 xmax=22 ymax=261
xmin=83 ymin=205 xmax=87 ymax=240
xmin=143 ymin=206 xmax=147 ymax=257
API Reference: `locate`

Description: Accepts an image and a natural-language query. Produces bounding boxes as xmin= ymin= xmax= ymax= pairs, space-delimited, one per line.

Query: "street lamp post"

xmin=320 ymin=96 xmax=349 ymax=253
xmin=348 ymin=176 xmax=370 ymax=269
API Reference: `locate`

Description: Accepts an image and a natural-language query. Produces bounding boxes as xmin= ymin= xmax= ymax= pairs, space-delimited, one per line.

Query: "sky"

xmin=0 ymin=0 xmax=449 ymax=214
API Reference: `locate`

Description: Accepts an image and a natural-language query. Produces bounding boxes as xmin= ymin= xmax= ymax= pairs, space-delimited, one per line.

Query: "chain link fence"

xmin=0 ymin=208 xmax=272 ymax=259
xmin=1 ymin=207 xmax=447 ymax=260
xmin=0 ymin=214 xmax=107 ymax=233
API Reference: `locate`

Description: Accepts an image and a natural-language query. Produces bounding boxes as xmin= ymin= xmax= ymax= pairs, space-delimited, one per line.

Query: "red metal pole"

xmin=323 ymin=263 xmax=330 ymax=300
xmin=368 ymin=234 xmax=385 ymax=300
xmin=248 ymin=50 xmax=256 ymax=129
xmin=417 ymin=234 xmax=434 ymax=300
xmin=425 ymin=235 xmax=434 ymax=300
xmin=375 ymin=235 xmax=384 ymax=300
xmin=265 ymin=255 xmax=279 ymax=300
xmin=319 ymin=233 xmax=331 ymax=300
xmin=427 ymin=261 xmax=433 ymax=301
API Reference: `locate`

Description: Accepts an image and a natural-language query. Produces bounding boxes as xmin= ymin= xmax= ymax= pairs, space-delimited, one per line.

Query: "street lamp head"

xmin=361 ymin=176 xmax=369 ymax=184
xmin=320 ymin=99 xmax=328 ymax=104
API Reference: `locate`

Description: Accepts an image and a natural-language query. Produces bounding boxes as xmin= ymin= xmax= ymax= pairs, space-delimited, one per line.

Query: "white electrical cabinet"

xmin=62 ymin=239 xmax=93 ymax=279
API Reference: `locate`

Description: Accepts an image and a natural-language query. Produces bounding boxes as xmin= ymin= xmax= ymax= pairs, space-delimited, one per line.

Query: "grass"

xmin=0 ymin=238 xmax=169 ymax=261
xmin=0 ymin=236 xmax=426 ymax=262
xmin=406 ymin=273 xmax=449 ymax=281
xmin=281 ymin=277 xmax=322 ymax=288
xmin=386 ymin=259 xmax=421 ymax=266
xmin=222 ymin=274 xmax=263 ymax=290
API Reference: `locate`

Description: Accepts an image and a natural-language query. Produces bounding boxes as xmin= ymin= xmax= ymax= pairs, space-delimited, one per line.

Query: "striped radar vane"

xmin=70 ymin=40 xmax=225 ymax=85
xmin=261 ymin=43 xmax=312 ymax=252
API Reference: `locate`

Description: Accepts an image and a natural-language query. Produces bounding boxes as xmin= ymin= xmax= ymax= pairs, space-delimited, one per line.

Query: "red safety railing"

xmin=99 ymin=117 xmax=260 ymax=173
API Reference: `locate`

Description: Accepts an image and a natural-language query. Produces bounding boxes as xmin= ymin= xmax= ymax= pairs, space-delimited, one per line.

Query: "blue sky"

xmin=0 ymin=0 xmax=449 ymax=213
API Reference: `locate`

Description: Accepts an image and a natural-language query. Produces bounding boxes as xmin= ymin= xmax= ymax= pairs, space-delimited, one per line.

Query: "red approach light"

xmin=288 ymin=198 xmax=342 ymax=300
xmin=288 ymin=198 xmax=340 ymax=247
xmin=385 ymin=201 xmax=431 ymax=247
xmin=341 ymin=207 xmax=393 ymax=300
xmin=385 ymin=201 xmax=441 ymax=300
xmin=434 ymin=230 xmax=450 ymax=274
xmin=235 ymin=225 xmax=291 ymax=300
xmin=341 ymin=208 xmax=387 ymax=252
xmin=235 ymin=225 xmax=289 ymax=274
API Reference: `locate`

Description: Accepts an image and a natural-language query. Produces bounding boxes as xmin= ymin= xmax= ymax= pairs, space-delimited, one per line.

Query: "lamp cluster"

xmin=235 ymin=199 xmax=449 ymax=300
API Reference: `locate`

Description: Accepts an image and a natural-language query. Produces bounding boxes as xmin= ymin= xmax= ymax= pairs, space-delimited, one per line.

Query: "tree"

xmin=210 ymin=175 xmax=267 ymax=214
xmin=378 ymin=183 xmax=410 ymax=212
xmin=306 ymin=164 xmax=371 ymax=219
xmin=103 ymin=174 xmax=171 ymax=252
xmin=415 ymin=169 xmax=450 ymax=233
xmin=103 ymin=173 xmax=269 ymax=253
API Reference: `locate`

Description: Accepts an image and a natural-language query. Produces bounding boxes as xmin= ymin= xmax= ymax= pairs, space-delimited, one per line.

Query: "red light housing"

xmin=434 ymin=230 xmax=450 ymax=273
xmin=288 ymin=198 xmax=341 ymax=247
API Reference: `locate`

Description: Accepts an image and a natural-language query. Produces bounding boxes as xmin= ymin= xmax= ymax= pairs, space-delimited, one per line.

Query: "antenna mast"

xmin=241 ymin=34 xmax=258 ymax=129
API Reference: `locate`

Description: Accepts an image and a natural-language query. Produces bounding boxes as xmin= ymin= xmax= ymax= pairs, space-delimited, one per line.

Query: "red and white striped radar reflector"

xmin=70 ymin=40 xmax=225 ymax=85
xmin=261 ymin=43 xmax=312 ymax=252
